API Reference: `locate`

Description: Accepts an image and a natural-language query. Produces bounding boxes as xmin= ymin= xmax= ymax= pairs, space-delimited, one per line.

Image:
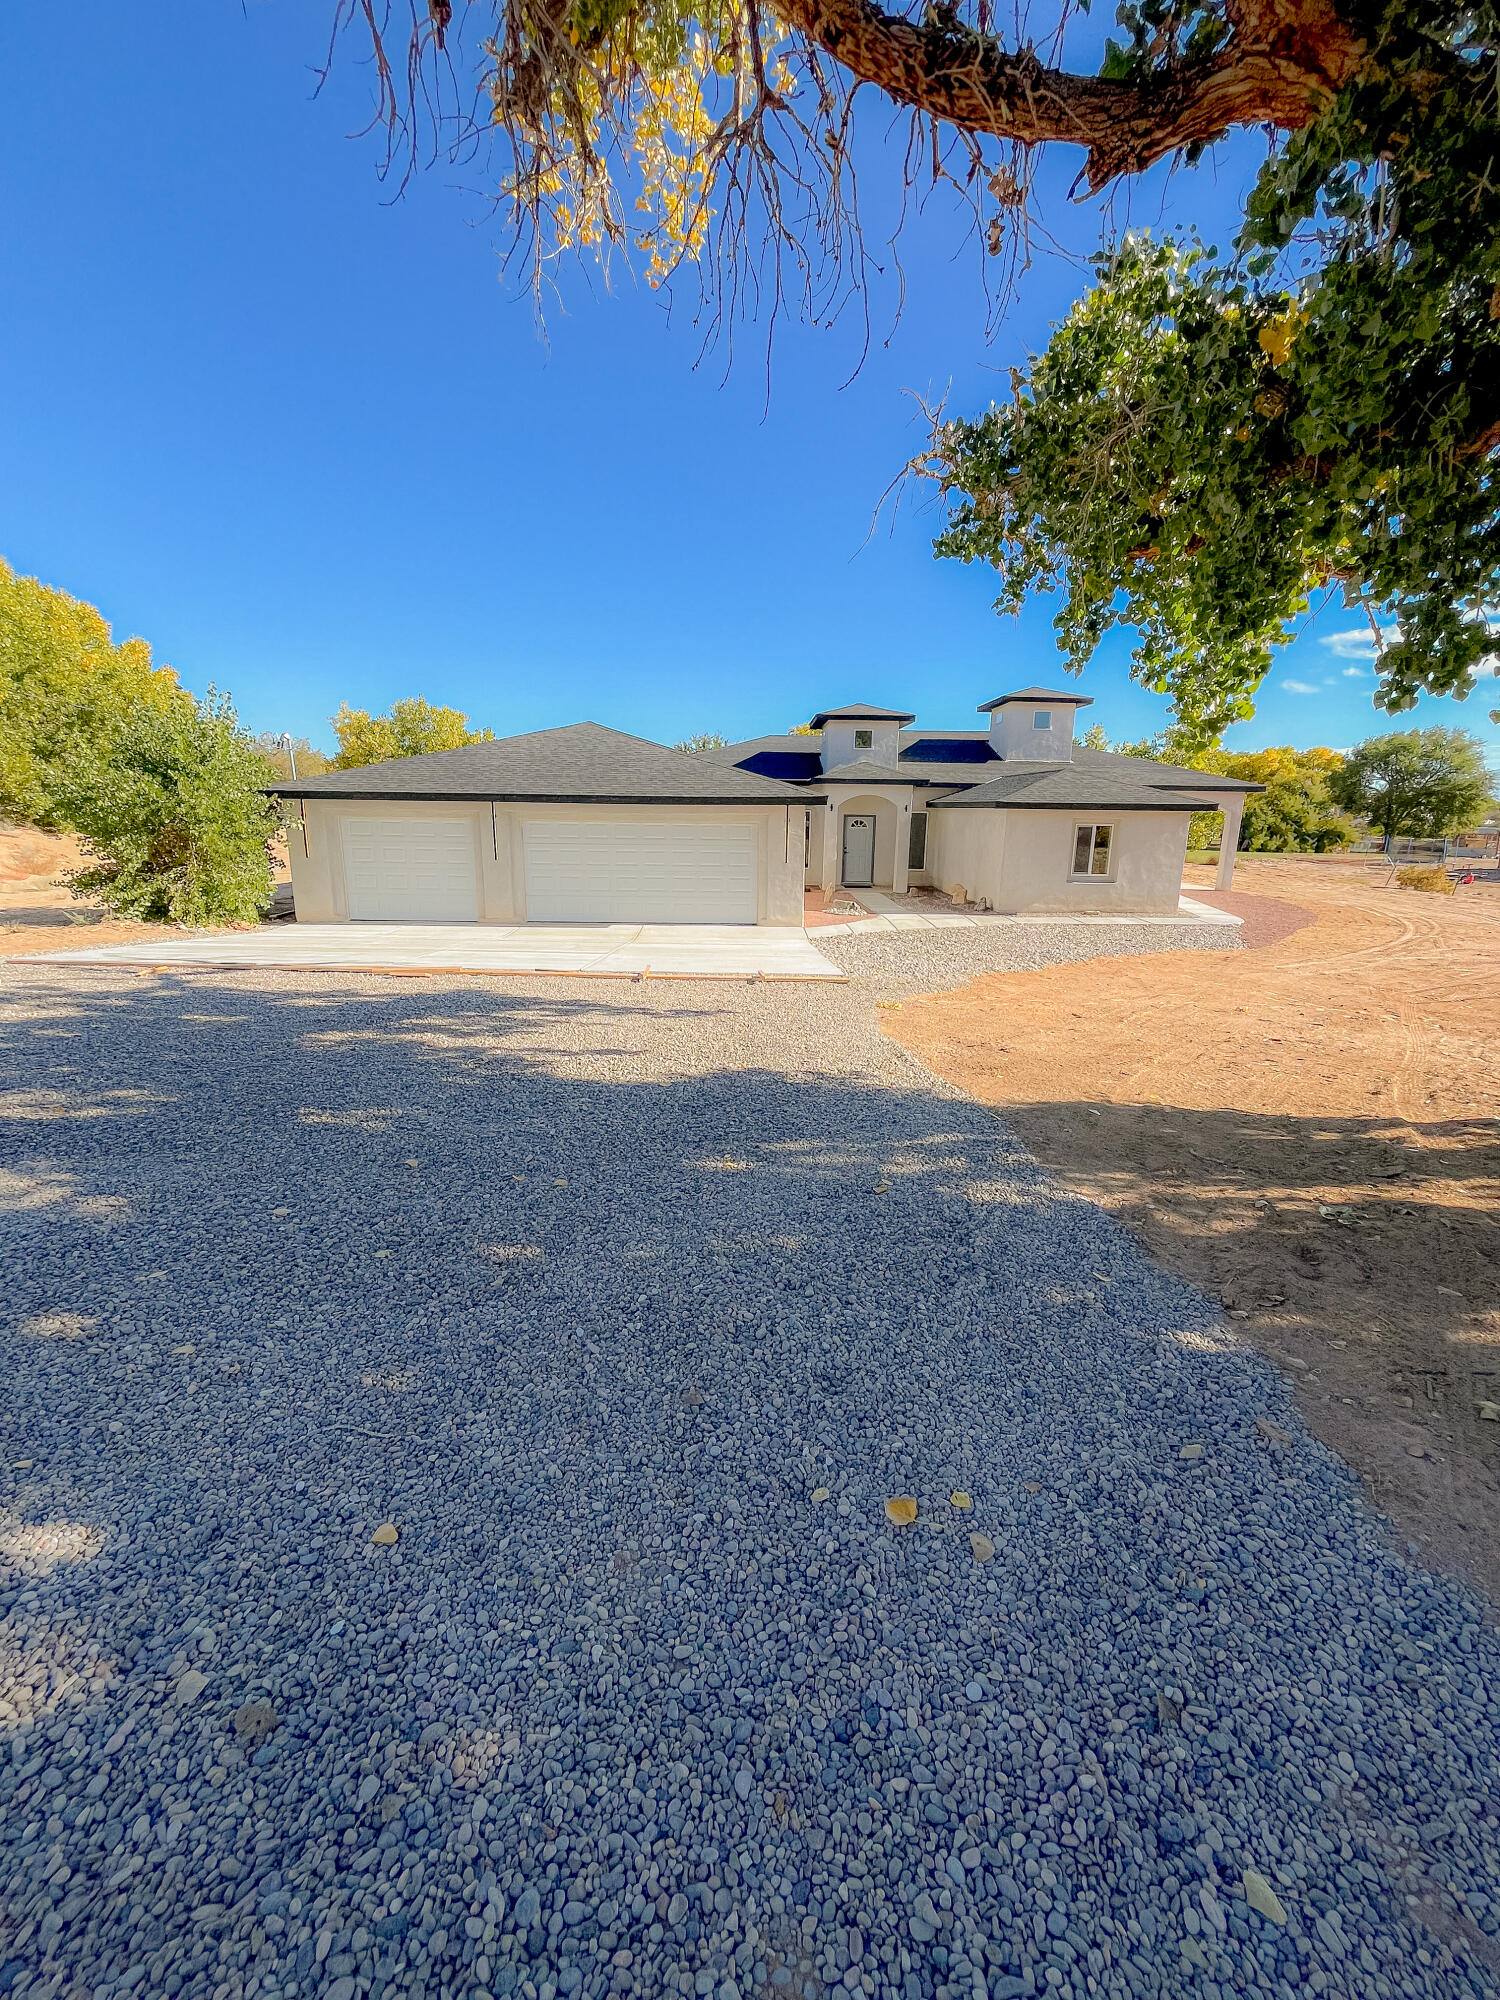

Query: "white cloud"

xmin=1341 ymin=666 xmax=1367 ymax=678
xmin=1320 ymin=624 xmax=1398 ymax=661
xmin=1281 ymin=679 xmax=1320 ymax=694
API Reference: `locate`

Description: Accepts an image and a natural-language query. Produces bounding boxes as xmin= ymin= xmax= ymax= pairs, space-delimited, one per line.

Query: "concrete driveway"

xmin=2 ymin=960 xmax=1498 ymax=2000
xmin=24 ymin=921 xmax=844 ymax=981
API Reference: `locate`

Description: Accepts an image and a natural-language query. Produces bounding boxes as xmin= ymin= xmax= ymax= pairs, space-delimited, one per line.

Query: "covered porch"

xmin=807 ymin=785 xmax=925 ymax=897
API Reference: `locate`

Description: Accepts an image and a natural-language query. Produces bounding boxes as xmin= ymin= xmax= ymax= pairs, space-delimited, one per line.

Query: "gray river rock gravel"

xmin=1 ymin=954 xmax=1498 ymax=2000
xmin=816 ymin=917 xmax=1240 ymax=997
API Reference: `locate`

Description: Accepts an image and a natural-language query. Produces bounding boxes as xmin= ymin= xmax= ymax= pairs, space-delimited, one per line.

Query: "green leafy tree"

xmin=930 ymin=0 xmax=1500 ymax=746
xmin=1327 ymin=727 xmax=1495 ymax=842
xmin=1187 ymin=745 xmax=1354 ymax=851
xmin=673 ymin=731 xmax=728 ymax=753
xmin=0 ymin=558 xmax=191 ymax=825
xmin=331 ymin=698 xmax=495 ymax=769
xmin=56 ymin=690 xmax=279 ymax=924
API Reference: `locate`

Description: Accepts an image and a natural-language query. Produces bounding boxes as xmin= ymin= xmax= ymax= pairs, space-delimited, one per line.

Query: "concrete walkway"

xmin=23 ymin=921 xmax=846 ymax=982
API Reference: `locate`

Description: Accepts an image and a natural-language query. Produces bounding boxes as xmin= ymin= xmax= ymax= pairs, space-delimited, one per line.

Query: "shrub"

xmin=1395 ymin=866 xmax=1456 ymax=896
xmin=56 ymin=689 xmax=278 ymax=924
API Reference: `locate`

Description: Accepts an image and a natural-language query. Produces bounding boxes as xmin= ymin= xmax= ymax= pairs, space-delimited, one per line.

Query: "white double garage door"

xmin=340 ymin=815 xmax=759 ymax=924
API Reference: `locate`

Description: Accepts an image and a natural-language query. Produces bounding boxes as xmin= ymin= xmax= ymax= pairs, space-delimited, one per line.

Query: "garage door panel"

xmin=524 ymin=820 xmax=757 ymax=924
xmin=341 ymin=817 xmax=479 ymax=922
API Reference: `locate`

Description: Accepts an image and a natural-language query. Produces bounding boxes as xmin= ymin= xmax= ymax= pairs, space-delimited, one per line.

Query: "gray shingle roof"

xmin=977 ymin=687 xmax=1094 ymax=711
xmin=807 ymin=701 xmax=916 ymax=727
xmin=932 ymin=764 xmax=1217 ymax=812
xmin=815 ymin=759 xmax=926 ymax=785
xmin=264 ymin=722 xmax=823 ymax=806
xmin=1070 ymin=746 xmax=1263 ymax=794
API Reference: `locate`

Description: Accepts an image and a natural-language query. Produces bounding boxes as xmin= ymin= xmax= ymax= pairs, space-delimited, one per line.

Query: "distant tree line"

xmin=0 ymin=562 xmax=494 ymax=924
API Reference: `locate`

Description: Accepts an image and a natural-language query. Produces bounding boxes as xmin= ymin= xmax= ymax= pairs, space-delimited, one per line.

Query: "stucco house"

xmin=268 ymin=687 xmax=1259 ymax=926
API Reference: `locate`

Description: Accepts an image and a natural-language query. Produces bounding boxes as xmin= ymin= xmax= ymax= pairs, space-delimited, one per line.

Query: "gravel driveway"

xmin=2 ymin=959 xmax=1499 ymax=2000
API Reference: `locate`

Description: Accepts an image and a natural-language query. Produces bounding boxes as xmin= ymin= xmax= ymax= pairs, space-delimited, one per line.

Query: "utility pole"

xmin=279 ymin=733 xmax=298 ymax=780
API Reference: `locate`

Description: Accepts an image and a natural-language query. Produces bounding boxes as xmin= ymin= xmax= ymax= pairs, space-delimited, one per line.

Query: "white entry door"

xmin=523 ymin=820 xmax=758 ymax=924
xmin=841 ymin=814 xmax=876 ymax=887
xmin=341 ymin=816 xmax=480 ymax=922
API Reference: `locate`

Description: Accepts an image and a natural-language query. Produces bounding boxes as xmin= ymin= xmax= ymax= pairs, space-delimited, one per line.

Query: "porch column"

xmin=820 ymin=798 xmax=840 ymax=896
xmin=892 ymin=795 xmax=910 ymax=895
xmin=1216 ymin=794 xmax=1244 ymax=888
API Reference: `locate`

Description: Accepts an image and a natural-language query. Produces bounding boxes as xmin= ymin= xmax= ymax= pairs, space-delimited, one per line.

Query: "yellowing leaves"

xmin=884 ymin=1496 xmax=918 ymax=1526
xmin=1257 ymin=305 xmax=1307 ymax=368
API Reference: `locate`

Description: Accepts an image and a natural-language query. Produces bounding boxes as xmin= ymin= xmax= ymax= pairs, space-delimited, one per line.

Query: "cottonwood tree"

xmin=0 ymin=558 xmax=192 ymax=825
xmin=57 ymin=690 xmax=280 ymax=925
xmin=331 ymin=697 xmax=495 ymax=767
xmin=331 ymin=2 xmax=1498 ymax=738
xmin=1328 ymin=727 xmax=1495 ymax=842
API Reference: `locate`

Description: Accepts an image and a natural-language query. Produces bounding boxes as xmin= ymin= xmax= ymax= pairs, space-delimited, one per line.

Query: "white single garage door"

xmin=524 ymin=819 xmax=758 ymax=924
xmin=341 ymin=816 xmax=480 ymax=922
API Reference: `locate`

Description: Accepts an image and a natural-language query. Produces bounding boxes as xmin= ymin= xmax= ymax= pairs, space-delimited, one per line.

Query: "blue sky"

xmin=1 ymin=3 xmax=1494 ymax=762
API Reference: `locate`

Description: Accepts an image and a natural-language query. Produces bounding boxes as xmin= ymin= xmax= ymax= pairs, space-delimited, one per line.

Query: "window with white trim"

xmin=1032 ymin=710 xmax=1052 ymax=730
xmin=854 ymin=727 xmax=874 ymax=750
xmin=1071 ymin=822 xmax=1114 ymax=878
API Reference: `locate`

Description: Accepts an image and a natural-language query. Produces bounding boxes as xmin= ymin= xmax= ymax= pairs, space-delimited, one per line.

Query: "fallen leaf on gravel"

xmin=681 ymin=1388 xmax=705 ymax=1408
xmin=1242 ymin=1870 xmax=1287 ymax=1925
xmin=1256 ymin=1417 xmax=1292 ymax=1448
xmin=969 ymin=1533 xmax=995 ymax=1562
xmin=949 ymin=1490 xmax=972 ymax=1510
xmin=404 ymin=1158 xmax=420 ymax=1167
xmin=372 ymin=1523 xmax=399 ymax=1546
xmin=175 ymin=1670 xmax=209 ymax=1705
xmin=554 ymin=1178 xmax=568 ymax=1187
xmin=374 ymin=1250 xmax=391 ymax=1259
xmin=172 ymin=1343 xmax=195 ymax=1356
xmin=1179 ymin=1443 xmax=1204 ymax=1462
xmin=270 ymin=1207 xmax=290 ymax=1218
xmin=1478 ymin=1403 xmax=1500 ymax=1422
xmin=233 ymin=1701 xmax=277 ymax=1748
xmin=810 ymin=1487 xmax=830 ymax=1504
xmin=884 ymin=1497 xmax=918 ymax=1526
xmin=1023 ymin=1481 xmax=1043 ymax=1495
xmin=13 ymin=1459 xmax=34 ymax=1470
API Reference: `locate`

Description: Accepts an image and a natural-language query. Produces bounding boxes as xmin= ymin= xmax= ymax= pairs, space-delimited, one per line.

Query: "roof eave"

xmin=932 ymin=795 xmax=1206 ymax=812
xmin=262 ymin=786 xmax=824 ymax=806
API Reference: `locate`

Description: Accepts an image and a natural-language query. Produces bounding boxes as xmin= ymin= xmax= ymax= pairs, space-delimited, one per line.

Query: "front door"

xmin=841 ymin=814 xmax=876 ymax=887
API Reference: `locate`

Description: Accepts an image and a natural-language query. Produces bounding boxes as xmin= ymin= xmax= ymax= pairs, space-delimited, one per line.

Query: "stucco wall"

xmin=989 ymin=704 xmax=1078 ymax=764
xmin=820 ymin=719 xmax=903 ymax=766
xmin=929 ymin=808 xmax=1189 ymax=914
xmin=286 ymin=799 xmax=805 ymax=925
xmin=928 ymin=808 xmax=1007 ymax=908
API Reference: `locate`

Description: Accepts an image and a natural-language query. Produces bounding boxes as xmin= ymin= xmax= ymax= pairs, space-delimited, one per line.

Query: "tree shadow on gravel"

xmin=995 ymin=1096 xmax=1500 ymax=1601
xmin=7 ymin=979 xmax=1500 ymax=2000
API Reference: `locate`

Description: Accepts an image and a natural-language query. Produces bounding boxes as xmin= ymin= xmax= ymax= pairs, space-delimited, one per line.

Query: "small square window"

xmin=1071 ymin=822 xmax=1113 ymax=878
xmin=854 ymin=728 xmax=874 ymax=750
xmin=1032 ymin=710 xmax=1052 ymax=730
